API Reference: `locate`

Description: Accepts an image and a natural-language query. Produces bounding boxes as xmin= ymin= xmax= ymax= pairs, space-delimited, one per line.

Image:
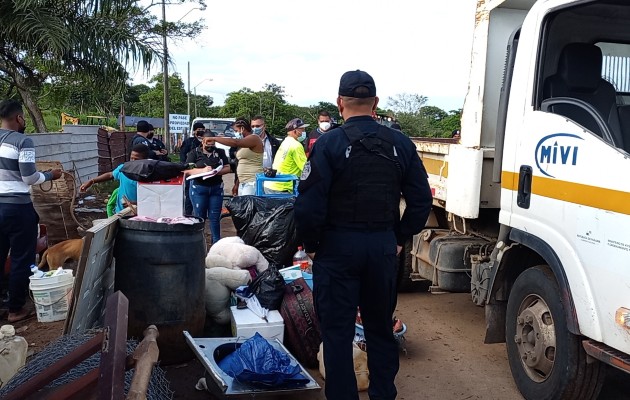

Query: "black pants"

xmin=184 ymin=180 xmax=193 ymax=215
xmin=314 ymin=230 xmax=399 ymax=400
xmin=0 ymin=203 xmax=38 ymax=312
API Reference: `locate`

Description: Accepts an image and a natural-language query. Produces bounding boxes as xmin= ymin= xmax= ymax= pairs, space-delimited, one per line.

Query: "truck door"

xmin=503 ymin=2 xmax=630 ymax=356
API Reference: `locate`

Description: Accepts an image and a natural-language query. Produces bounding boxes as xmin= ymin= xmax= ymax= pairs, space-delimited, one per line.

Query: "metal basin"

xmin=184 ymin=332 xmax=321 ymax=398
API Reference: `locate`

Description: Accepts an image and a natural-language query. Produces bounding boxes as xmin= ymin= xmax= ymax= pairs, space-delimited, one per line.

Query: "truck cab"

xmin=404 ymin=1 xmax=630 ymax=398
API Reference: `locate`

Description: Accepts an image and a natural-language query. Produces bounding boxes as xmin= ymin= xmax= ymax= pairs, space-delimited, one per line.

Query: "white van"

xmin=188 ymin=117 xmax=237 ymax=153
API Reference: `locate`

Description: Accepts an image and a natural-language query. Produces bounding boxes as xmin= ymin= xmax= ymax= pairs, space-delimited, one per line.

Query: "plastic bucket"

xmin=29 ymin=271 xmax=74 ymax=323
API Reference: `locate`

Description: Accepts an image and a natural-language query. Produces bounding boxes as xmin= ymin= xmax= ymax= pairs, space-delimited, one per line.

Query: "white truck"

xmin=399 ymin=0 xmax=630 ymax=398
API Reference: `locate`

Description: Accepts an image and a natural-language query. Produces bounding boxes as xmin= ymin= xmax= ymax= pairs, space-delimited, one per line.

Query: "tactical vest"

xmin=327 ymin=124 xmax=403 ymax=229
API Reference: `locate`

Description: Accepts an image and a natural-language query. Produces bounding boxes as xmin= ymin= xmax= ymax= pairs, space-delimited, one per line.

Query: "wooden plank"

xmin=65 ymin=212 xmax=130 ymax=334
xmin=97 ymin=291 xmax=129 ymax=400
xmin=127 ymin=325 xmax=159 ymax=400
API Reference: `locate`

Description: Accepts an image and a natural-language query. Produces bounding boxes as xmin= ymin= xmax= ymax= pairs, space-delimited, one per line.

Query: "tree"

xmin=0 ymin=0 xmax=204 ymax=132
xmin=138 ymin=73 xmax=189 ymax=117
xmin=387 ymin=93 xmax=428 ymax=115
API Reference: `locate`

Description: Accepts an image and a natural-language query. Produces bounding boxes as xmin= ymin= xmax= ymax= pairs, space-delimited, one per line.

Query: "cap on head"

xmin=147 ymin=123 xmax=154 ymax=131
xmin=193 ymin=122 xmax=205 ymax=131
xmin=285 ymin=118 xmax=309 ymax=131
xmin=137 ymin=120 xmax=151 ymax=133
xmin=338 ymin=70 xmax=377 ymax=98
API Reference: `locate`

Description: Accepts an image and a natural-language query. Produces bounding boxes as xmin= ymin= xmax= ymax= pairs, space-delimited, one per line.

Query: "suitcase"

xmin=280 ymin=278 xmax=322 ymax=368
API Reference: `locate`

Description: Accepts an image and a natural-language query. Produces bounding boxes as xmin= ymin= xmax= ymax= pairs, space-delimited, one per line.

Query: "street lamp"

xmin=193 ymin=78 xmax=213 ymax=117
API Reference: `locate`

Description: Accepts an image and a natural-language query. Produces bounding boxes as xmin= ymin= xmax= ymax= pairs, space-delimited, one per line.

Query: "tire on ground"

xmin=505 ymin=265 xmax=606 ymax=400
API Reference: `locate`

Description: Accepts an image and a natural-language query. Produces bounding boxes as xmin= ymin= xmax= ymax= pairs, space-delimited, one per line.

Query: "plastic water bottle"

xmin=0 ymin=325 xmax=28 ymax=388
xmin=30 ymin=265 xmax=44 ymax=278
xmin=292 ymin=246 xmax=312 ymax=273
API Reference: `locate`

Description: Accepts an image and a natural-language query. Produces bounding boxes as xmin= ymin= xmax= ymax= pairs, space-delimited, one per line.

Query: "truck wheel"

xmin=506 ymin=266 xmax=605 ymax=400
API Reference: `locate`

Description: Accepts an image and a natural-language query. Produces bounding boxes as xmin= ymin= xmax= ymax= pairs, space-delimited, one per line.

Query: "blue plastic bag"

xmin=218 ymin=333 xmax=309 ymax=388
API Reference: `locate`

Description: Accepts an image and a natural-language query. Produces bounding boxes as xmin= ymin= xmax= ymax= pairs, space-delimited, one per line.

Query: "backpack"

xmin=120 ymin=159 xmax=186 ymax=182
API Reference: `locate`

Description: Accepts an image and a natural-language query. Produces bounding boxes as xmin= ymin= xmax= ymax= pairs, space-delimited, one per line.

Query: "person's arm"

xmin=294 ymin=136 xmax=336 ymax=254
xmin=157 ymin=139 xmax=168 ymax=155
xmin=293 ymin=145 xmax=308 ymax=176
xmin=80 ymin=172 xmax=114 ymax=191
xmin=17 ymin=137 xmax=60 ymax=185
xmin=180 ymin=139 xmax=190 ymax=163
xmin=396 ymin=140 xmax=433 ymax=246
xmin=213 ymin=134 xmax=262 ymax=151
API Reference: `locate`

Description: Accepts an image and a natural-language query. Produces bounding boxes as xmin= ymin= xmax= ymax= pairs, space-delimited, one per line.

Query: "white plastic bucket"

xmin=29 ymin=271 xmax=74 ymax=323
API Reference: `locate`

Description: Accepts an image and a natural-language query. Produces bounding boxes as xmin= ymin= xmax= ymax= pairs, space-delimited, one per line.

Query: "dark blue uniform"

xmin=295 ymin=115 xmax=432 ymax=400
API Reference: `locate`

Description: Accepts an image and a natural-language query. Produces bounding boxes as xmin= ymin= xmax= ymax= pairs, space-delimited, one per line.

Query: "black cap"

xmin=137 ymin=120 xmax=150 ymax=133
xmin=147 ymin=123 xmax=154 ymax=131
xmin=285 ymin=118 xmax=309 ymax=131
xmin=338 ymin=70 xmax=376 ymax=98
xmin=193 ymin=122 xmax=205 ymax=131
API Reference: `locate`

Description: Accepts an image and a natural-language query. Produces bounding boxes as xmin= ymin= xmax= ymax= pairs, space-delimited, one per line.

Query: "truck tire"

xmin=506 ymin=266 xmax=605 ymax=400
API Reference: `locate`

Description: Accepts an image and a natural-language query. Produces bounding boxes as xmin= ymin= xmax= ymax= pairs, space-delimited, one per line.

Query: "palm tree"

xmin=0 ymin=0 xmax=200 ymax=132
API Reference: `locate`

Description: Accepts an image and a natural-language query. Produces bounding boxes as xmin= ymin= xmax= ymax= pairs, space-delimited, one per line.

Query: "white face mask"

xmin=319 ymin=121 xmax=331 ymax=131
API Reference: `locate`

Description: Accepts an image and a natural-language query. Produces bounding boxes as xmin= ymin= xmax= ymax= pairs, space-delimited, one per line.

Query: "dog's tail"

xmin=38 ymin=248 xmax=49 ymax=270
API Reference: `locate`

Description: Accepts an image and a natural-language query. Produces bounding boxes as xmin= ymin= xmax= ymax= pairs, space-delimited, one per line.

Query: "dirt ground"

xmin=6 ymin=194 xmax=630 ymax=399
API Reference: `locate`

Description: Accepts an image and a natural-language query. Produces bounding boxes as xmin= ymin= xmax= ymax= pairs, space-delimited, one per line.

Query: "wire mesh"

xmin=0 ymin=330 xmax=173 ymax=399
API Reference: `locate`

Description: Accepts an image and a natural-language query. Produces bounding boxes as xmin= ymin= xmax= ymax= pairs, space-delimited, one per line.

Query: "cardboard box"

xmin=137 ymin=175 xmax=184 ymax=218
xmin=230 ymin=306 xmax=284 ymax=343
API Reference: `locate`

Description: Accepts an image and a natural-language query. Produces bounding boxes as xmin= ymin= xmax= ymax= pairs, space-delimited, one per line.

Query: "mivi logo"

xmin=534 ymin=133 xmax=584 ymax=178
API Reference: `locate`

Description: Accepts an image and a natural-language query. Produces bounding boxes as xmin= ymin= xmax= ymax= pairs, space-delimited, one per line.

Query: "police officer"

xmin=146 ymin=123 xmax=169 ymax=161
xmin=294 ymin=70 xmax=432 ymax=400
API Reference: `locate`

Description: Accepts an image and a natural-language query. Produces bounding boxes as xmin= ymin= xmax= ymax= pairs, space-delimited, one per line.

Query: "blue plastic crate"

xmin=255 ymin=173 xmax=299 ymax=198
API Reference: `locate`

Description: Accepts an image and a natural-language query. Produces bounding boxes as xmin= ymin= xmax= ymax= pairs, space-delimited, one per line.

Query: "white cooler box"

xmin=230 ymin=306 xmax=284 ymax=343
xmin=137 ymin=174 xmax=184 ymax=218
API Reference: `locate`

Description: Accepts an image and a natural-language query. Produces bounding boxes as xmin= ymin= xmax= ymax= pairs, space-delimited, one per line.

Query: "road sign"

xmin=169 ymin=114 xmax=190 ymax=133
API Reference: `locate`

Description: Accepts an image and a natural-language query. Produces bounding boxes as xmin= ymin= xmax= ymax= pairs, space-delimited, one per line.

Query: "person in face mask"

xmin=304 ymin=110 xmax=334 ymax=157
xmin=0 ymin=99 xmax=62 ymax=323
xmin=212 ymin=118 xmax=264 ymax=196
xmin=145 ymin=123 xmax=169 ymax=161
xmin=184 ymin=131 xmax=231 ymax=244
xmin=251 ymin=115 xmax=280 ymax=171
xmin=129 ymin=120 xmax=158 ymax=160
xmin=264 ymin=118 xmax=309 ymax=194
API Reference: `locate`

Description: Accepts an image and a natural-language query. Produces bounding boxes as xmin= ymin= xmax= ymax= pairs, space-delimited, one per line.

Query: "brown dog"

xmin=38 ymin=239 xmax=84 ymax=271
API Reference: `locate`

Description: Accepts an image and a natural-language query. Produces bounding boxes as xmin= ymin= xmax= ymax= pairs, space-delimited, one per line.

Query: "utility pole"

xmin=162 ymin=1 xmax=170 ymax=151
xmin=187 ymin=61 xmax=191 ymax=118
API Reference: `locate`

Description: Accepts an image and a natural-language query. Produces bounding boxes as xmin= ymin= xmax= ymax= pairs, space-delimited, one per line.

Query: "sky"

xmin=134 ymin=0 xmax=478 ymax=112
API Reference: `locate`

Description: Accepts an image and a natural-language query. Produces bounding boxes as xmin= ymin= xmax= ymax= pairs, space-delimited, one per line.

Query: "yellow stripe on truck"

xmin=501 ymin=171 xmax=630 ymax=215
xmin=421 ymin=158 xmax=448 ymax=178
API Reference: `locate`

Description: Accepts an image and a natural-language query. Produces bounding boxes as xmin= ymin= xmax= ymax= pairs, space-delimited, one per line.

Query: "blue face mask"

xmin=297 ymin=131 xmax=307 ymax=143
xmin=252 ymin=127 xmax=263 ymax=135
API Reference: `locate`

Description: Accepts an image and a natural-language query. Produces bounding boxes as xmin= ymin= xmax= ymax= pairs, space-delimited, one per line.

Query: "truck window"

xmin=535 ymin=2 xmax=630 ymax=153
xmin=598 ymin=42 xmax=630 ymax=100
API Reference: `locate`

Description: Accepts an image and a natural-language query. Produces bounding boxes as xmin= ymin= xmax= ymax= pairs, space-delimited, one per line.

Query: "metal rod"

xmin=162 ymin=0 xmax=170 ymax=152
xmin=97 ymin=291 xmax=129 ymax=399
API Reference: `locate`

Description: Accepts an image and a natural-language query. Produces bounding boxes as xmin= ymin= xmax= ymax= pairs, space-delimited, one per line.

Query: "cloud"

xmin=135 ymin=0 xmax=477 ymax=111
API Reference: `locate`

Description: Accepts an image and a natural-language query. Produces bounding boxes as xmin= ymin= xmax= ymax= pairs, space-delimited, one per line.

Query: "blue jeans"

xmin=189 ymin=181 xmax=224 ymax=244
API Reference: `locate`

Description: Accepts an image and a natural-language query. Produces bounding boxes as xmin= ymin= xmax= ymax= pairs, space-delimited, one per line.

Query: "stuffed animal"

xmin=205 ymin=237 xmax=268 ymax=272
xmin=318 ymin=342 xmax=369 ymax=391
xmin=204 ymin=267 xmax=251 ymax=324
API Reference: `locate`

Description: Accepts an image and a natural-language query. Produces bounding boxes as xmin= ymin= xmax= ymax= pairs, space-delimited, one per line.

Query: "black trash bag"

xmin=218 ymin=333 xmax=309 ymax=388
xmin=226 ymin=197 xmax=299 ymax=266
xmin=248 ymin=265 xmax=285 ymax=310
xmin=121 ymin=159 xmax=187 ymax=182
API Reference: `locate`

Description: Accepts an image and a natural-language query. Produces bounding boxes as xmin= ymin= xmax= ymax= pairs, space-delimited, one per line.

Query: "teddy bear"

xmin=203 ymin=237 xmax=269 ymax=324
